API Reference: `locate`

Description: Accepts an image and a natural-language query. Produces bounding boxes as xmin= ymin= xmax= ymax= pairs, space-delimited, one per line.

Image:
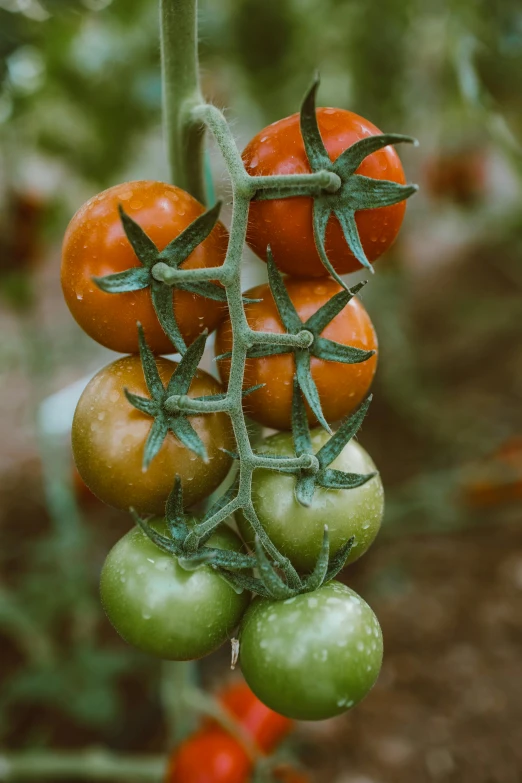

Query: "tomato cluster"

xmin=62 ymin=92 xmax=413 ymax=726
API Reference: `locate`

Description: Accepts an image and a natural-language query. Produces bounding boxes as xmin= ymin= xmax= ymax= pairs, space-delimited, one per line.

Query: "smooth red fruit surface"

xmin=166 ymin=729 xmax=251 ymax=783
xmin=215 ymin=278 xmax=377 ymax=430
xmin=243 ymin=108 xmax=406 ymax=277
xmin=72 ymin=355 xmax=234 ymax=514
xmin=216 ymin=681 xmax=293 ymax=753
xmin=61 ymin=180 xmax=228 ymax=354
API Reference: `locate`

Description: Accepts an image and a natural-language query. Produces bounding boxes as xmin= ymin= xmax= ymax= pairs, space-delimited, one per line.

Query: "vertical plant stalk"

xmin=161 ymin=0 xmax=206 ymax=202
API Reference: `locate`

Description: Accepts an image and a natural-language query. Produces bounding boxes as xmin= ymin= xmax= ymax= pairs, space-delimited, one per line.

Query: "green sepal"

xmin=123 ymin=389 xmax=159 ymax=417
xmin=312 ymin=201 xmax=349 ymax=288
xmin=317 ymin=468 xmax=375 ymax=490
xmin=255 ymin=537 xmax=295 ymax=600
xmin=313 ymin=337 xmax=374 ymax=364
xmin=266 ymin=249 xmax=302 ymax=332
xmin=324 ymin=536 xmax=354 ymax=582
xmin=179 ymin=548 xmax=255 ymax=570
xmin=315 ymin=395 xmax=372 ymax=469
xmin=343 ymin=176 xmax=419 ymax=211
xmin=169 ymin=416 xmax=207 ymax=462
xmin=245 ymin=344 xmax=290 ymax=359
xmin=302 ymin=526 xmax=330 ymax=590
xmin=137 ymin=324 xmax=167 ymax=400
xmin=191 ymin=483 xmax=240 ymax=547
xmin=130 ymin=508 xmax=182 ymax=556
xmin=157 ymin=200 xmax=222 ymax=266
xmin=291 ymin=380 xmax=313 ymax=456
xmin=299 ymin=73 xmax=331 ymax=171
xmin=215 ymin=569 xmax=272 ymax=598
xmin=117 ymin=205 xmax=158 ymax=268
xmin=333 ymin=133 xmax=417 ymax=179
xmin=93 ymin=266 xmax=151 ymax=293
xmin=304 ymin=282 xmax=365 ymax=334
xmin=143 ymin=415 xmax=169 ymax=470
xmin=176 ymin=280 xmax=228 ymax=302
xmin=150 ymin=281 xmax=187 ymax=354
xmin=332 ymin=207 xmax=372 ymax=272
xmin=165 ymin=476 xmax=189 ymax=545
xmin=295 ymin=349 xmax=331 ymax=433
xmin=294 ymin=474 xmax=316 ymax=506
xmin=166 ymin=330 xmax=207 ymax=396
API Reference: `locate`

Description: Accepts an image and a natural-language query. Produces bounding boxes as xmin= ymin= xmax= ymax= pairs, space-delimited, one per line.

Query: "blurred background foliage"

xmin=0 ymin=0 xmax=521 ymax=780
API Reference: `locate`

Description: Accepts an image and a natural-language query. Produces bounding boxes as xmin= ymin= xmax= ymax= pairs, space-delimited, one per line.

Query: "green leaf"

xmin=346 ymin=176 xmax=418 ymax=211
xmin=315 ymin=395 xmax=372 ymax=469
xmin=317 ymin=468 xmax=375 ymax=490
xmin=333 ymin=207 xmax=372 ymax=271
xmin=304 ymin=283 xmax=365 ymax=334
xmin=333 ymin=134 xmax=417 ymax=178
xmin=137 ymin=324 xmax=166 ymax=400
xmin=150 ymin=281 xmax=187 ymax=355
xmin=118 ymin=205 xmax=158 ymax=268
xmin=123 ymin=389 xmax=159 ymax=417
xmin=167 ymin=330 xmax=207 ymax=396
xmin=266 ymin=249 xmax=302 ymax=332
xmin=170 ymin=415 xmax=208 ymax=461
xmin=295 ymin=474 xmax=317 ymax=507
xmin=291 ymin=379 xmax=313 ymax=456
xmin=93 ymin=266 xmax=151 ymax=294
xmin=295 ymin=349 xmax=331 ymax=433
xmin=312 ymin=201 xmax=349 ymax=288
xmin=302 ymin=527 xmax=330 ymax=590
xmin=158 ymin=201 xmax=223 ymax=266
xmin=299 ymin=73 xmax=331 ymax=171
xmin=143 ymin=415 xmax=169 ymax=469
xmin=313 ymin=336 xmax=375 ymax=364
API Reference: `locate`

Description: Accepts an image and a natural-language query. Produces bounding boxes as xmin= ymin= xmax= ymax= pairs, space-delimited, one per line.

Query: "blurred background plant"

xmin=1 ymin=0 xmax=521 ymax=781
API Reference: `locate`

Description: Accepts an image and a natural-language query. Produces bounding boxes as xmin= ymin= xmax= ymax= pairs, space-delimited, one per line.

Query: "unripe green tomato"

xmin=236 ymin=430 xmax=384 ymax=572
xmin=100 ymin=522 xmax=250 ymax=660
xmin=239 ymin=581 xmax=383 ymax=721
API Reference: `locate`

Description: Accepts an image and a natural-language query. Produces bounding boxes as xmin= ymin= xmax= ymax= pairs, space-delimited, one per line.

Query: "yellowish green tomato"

xmin=236 ymin=430 xmax=384 ymax=572
xmin=239 ymin=581 xmax=383 ymax=721
xmin=100 ymin=522 xmax=250 ymax=660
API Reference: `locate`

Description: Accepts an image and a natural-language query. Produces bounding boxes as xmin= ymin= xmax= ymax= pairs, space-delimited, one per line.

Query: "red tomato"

xmin=216 ymin=681 xmax=293 ymax=753
xmin=243 ymin=109 xmax=406 ymax=277
xmin=166 ymin=728 xmax=252 ymax=783
xmin=215 ymin=278 xmax=377 ymax=430
xmin=61 ymin=181 xmax=228 ymax=354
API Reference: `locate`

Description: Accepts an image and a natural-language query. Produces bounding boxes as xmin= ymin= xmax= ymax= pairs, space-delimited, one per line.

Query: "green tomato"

xmin=236 ymin=430 xmax=384 ymax=572
xmin=239 ymin=581 xmax=382 ymax=721
xmin=100 ymin=522 xmax=250 ymax=661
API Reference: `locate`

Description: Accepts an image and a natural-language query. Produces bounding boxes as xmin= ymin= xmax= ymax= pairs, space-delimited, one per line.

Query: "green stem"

xmin=160 ymin=0 xmax=206 ymax=201
xmin=0 ymin=750 xmax=164 ymax=781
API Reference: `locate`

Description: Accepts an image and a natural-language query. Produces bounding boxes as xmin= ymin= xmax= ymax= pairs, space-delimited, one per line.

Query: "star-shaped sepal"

xmin=93 ymin=201 xmax=229 ymax=354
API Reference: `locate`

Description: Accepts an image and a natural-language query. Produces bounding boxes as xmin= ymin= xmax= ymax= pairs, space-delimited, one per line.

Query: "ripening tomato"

xmin=216 ymin=680 xmax=293 ymax=753
xmin=215 ymin=278 xmax=377 ymax=430
xmin=236 ymin=430 xmax=384 ymax=572
xmin=239 ymin=581 xmax=383 ymax=721
xmin=165 ymin=728 xmax=252 ymax=783
xmin=243 ymin=109 xmax=407 ymax=277
xmin=72 ymin=356 xmax=234 ymax=514
xmin=61 ymin=181 xmax=228 ymax=354
xmin=101 ymin=522 xmax=249 ymax=660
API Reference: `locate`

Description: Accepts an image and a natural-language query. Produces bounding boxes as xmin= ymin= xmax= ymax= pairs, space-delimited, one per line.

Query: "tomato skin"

xmin=236 ymin=430 xmax=383 ymax=572
xmin=165 ymin=728 xmax=251 ymax=783
xmin=72 ymin=356 xmax=234 ymax=514
xmin=243 ymin=109 xmax=406 ymax=277
xmin=239 ymin=581 xmax=383 ymax=721
xmin=215 ymin=278 xmax=377 ymax=431
xmin=101 ymin=523 xmax=250 ymax=660
xmin=61 ymin=181 xmax=228 ymax=354
xmin=216 ymin=681 xmax=293 ymax=753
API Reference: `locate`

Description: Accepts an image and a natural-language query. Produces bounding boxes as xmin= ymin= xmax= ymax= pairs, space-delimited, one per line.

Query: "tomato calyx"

xmin=93 ymin=201 xmax=229 ymax=354
xmin=290 ymin=381 xmax=376 ymax=506
xmin=216 ymin=250 xmax=374 ymax=432
xmin=126 ymin=324 xmax=227 ymax=465
xmin=132 ymin=476 xmax=256 ymax=571
xmin=255 ymin=74 xmax=418 ymax=286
